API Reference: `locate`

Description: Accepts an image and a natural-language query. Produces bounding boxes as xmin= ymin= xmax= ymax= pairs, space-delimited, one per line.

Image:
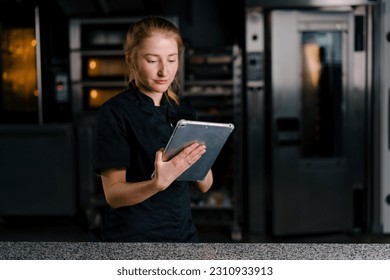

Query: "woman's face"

xmin=134 ymin=33 xmax=179 ymax=98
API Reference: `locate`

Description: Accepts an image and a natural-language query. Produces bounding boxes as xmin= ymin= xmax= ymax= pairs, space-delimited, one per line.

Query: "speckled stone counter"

xmin=1 ymin=242 xmax=390 ymax=259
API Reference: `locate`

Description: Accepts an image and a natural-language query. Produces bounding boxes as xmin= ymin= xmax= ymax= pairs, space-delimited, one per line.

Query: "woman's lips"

xmin=155 ymin=80 xmax=169 ymax=84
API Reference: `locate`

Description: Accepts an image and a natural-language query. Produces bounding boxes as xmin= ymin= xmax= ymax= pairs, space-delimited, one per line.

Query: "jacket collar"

xmin=126 ymin=82 xmax=170 ymax=111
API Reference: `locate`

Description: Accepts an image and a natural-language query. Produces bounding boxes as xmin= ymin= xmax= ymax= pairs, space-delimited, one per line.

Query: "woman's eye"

xmin=168 ymin=60 xmax=176 ymax=63
xmin=148 ymin=60 xmax=157 ymax=64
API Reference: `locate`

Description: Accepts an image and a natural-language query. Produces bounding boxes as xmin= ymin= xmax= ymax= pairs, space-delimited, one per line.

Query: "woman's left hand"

xmin=152 ymin=142 xmax=206 ymax=190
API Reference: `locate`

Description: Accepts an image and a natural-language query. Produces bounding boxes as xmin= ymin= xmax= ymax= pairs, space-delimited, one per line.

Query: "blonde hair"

xmin=124 ymin=16 xmax=183 ymax=104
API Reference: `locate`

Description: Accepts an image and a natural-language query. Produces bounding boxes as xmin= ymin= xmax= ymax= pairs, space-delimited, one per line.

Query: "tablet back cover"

xmin=163 ymin=119 xmax=234 ymax=181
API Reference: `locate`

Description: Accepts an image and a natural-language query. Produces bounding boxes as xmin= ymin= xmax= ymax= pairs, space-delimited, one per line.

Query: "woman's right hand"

xmin=152 ymin=142 xmax=206 ymax=190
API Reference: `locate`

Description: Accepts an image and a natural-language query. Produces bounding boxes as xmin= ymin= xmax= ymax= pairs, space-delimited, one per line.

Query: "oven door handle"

xmin=275 ymin=117 xmax=300 ymax=145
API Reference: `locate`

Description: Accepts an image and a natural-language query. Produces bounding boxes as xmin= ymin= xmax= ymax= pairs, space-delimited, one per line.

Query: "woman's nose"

xmin=158 ymin=62 xmax=168 ymax=76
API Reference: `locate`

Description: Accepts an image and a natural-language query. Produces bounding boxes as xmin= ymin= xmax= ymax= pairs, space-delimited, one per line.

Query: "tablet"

xmin=163 ymin=119 xmax=234 ymax=181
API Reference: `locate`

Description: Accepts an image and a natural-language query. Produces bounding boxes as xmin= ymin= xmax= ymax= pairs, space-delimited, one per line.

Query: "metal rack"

xmin=183 ymin=45 xmax=243 ymax=241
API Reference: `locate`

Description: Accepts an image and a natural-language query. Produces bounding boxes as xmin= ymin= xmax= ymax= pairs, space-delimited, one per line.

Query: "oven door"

xmin=269 ymin=10 xmax=365 ymax=235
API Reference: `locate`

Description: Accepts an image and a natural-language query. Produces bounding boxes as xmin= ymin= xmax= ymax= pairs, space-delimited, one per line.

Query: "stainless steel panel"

xmin=378 ymin=0 xmax=390 ymax=233
xmin=246 ymin=0 xmax=377 ymax=8
xmin=246 ymin=8 xmax=266 ymax=232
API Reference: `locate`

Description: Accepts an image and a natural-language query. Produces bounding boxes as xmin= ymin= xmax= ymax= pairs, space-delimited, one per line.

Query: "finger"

xmin=155 ymin=148 xmax=164 ymax=162
xmin=187 ymin=144 xmax=206 ymax=158
xmin=189 ymin=153 xmax=203 ymax=165
xmin=152 ymin=149 xmax=164 ymax=179
xmin=185 ymin=145 xmax=206 ymax=166
xmin=179 ymin=142 xmax=200 ymax=159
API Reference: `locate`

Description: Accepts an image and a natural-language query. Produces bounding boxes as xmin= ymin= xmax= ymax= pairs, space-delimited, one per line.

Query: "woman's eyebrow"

xmin=144 ymin=53 xmax=178 ymax=57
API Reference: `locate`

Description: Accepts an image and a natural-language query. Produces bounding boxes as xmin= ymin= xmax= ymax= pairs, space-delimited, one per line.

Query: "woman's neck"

xmin=133 ymin=81 xmax=164 ymax=106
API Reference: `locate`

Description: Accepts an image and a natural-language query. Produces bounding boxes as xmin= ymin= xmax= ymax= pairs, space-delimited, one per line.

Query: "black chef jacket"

xmin=93 ymin=83 xmax=199 ymax=242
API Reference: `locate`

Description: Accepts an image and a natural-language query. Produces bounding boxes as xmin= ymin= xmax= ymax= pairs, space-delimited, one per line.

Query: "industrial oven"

xmin=244 ymin=0 xmax=390 ymax=235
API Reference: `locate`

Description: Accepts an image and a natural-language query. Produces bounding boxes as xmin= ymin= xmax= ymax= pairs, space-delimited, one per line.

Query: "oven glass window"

xmin=85 ymin=56 xmax=125 ymax=79
xmin=86 ymin=88 xmax=120 ymax=109
xmin=1 ymin=27 xmax=38 ymax=115
xmin=301 ymin=31 xmax=344 ymax=158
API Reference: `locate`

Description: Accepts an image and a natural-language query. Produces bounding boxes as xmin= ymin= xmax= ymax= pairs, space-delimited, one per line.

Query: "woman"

xmin=93 ymin=16 xmax=213 ymax=242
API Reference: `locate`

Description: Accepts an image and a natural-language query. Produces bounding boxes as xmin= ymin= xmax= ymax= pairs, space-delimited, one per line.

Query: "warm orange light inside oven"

xmin=90 ymin=89 xmax=98 ymax=99
xmin=89 ymin=60 xmax=97 ymax=70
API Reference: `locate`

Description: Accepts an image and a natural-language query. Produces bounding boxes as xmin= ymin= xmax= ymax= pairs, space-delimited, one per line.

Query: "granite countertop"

xmin=1 ymin=242 xmax=390 ymax=260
